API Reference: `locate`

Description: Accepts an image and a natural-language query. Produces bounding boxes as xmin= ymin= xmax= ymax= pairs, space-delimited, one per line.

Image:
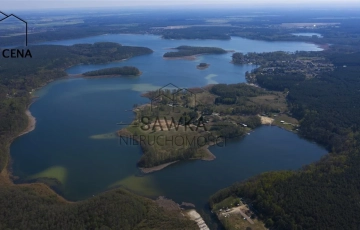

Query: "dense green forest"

xmin=83 ymin=66 xmax=141 ymax=76
xmin=163 ymin=46 xmax=227 ymax=57
xmin=256 ymin=73 xmax=306 ymax=91
xmin=161 ymin=26 xmax=232 ymax=40
xmin=210 ymin=51 xmax=360 ymax=230
xmin=0 ymin=186 xmax=197 ymax=229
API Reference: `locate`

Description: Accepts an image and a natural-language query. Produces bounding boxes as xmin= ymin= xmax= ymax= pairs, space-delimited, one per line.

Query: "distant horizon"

xmin=3 ymin=7 xmax=360 ymax=15
xmin=2 ymin=0 xmax=360 ymax=11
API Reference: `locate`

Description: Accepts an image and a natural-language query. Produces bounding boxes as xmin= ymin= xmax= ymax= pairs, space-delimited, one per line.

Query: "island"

xmin=82 ymin=66 xmax=141 ymax=77
xmin=118 ymin=83 xmax=294 ymax=173
xmin=163 ymin=46 xmax=227 ymax=59
xmin=196 ymin=63 xmax=210 ymax=70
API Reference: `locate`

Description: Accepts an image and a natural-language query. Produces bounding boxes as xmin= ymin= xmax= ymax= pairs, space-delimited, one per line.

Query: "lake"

xmin=11 ymin=34 xmax=327 ymax=220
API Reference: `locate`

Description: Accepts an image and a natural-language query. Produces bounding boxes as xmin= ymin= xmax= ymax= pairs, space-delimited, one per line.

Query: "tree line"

xmin=83 ymin=67 xmax=141 ymax=76
xmin=163 ymin=46 xmax=227 ymax=57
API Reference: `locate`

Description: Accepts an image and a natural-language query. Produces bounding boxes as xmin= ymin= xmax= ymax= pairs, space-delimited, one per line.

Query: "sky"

xmin=2 ymin=0 xmax=360 ymax=10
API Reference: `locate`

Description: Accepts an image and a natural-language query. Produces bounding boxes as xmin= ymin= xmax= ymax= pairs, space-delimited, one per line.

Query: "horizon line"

xmin=3 ymin=4 xmax=360 ymax=12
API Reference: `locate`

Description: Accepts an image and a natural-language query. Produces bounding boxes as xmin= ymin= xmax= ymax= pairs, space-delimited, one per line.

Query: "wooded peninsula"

xmin=118 ymin=84 xmax=284 ymax=171
xmin=83 ymin=66 xmax=141 ymax=77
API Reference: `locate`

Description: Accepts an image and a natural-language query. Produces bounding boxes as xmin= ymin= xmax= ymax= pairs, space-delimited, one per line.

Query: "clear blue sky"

xmin=2 ymin=0 xmax=360 ymax=10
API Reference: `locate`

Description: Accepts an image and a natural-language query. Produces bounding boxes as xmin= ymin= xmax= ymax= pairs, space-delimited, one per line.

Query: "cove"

xmin=10 ymin=34 xmax=327 ymax=214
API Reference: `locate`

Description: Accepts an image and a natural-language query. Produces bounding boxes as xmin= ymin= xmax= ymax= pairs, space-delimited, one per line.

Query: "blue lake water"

xmin=11 ymin=34 xmax=327 ymax=222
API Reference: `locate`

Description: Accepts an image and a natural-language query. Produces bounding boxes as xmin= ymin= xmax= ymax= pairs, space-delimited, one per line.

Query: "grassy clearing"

xmin=272 ymin=114 xmax=299 ymax=131
xmin=248 ymin=92 xmax=288 ymax=113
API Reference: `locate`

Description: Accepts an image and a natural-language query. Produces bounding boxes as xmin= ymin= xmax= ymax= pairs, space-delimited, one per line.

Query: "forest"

xmin=256 ymin=73 xmax=306 ymax=91
xmin=0 ymin=186 xmax=197 ymax=229
xmin=83 ymin=66 xmax=141 ymax=76
xmin=163 ymin=46 xmax=227 ymax=58
xmin=210 ymin=51 xmax=360 ymax=230
xmin=161 ymin=26 xmax=232 ymax=40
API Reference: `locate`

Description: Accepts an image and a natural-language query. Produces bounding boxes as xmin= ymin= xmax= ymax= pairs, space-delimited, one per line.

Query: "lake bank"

xmin=67 ymin=72 xmax=142 ymax=79
xmin=18 ymin=105 xmax=37 ymax=138
xmin=2 ymin=97 xmax=39 ymax=182
xmin=140 ymin=161 xmax=179 ymax=173
xmin=163 ymin=55 xmax=197 ymax=60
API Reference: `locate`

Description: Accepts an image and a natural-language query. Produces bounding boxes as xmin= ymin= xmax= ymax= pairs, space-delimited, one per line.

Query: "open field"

xmin=248 ymin=92 xmax=288 ymax=113
xmin=219 ymin=213 xmax=266 ymax=230
xmin=272 ymin=114 xmax=299 ymax=131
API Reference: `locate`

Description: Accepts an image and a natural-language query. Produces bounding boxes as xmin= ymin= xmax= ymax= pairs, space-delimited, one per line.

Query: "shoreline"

xmin=201 ymin=144 xmax=217 ymax=161
xmin=140 ymin=161 xmax=179 ymax=174
xmin=3 ymin=97 xmax=39 ymax=181
xmin=163 ymin=55 xmax=197 ymax=60
xmin=18 ymin=104 xmax=37 ymax=137
xmin=68 ymin=72 xmax=142 ymax=79
xmin=163 ymin=50 xmax=233 ymax=61
xmin=316 ymin=43 xmax=329 ymax=50
xmin=306 ymin=42 xmax=329 ymax=51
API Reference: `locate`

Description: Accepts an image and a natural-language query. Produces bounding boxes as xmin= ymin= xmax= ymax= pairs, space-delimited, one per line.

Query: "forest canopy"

xmin=83 ymin=66 xmax=141 ymax=76
xmin=163 ymin=46 xmax=227 ymax=57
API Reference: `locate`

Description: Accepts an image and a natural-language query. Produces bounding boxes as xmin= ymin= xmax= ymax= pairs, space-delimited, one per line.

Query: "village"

xmin=232 ymin=52 xmax=334 ymax=83
xmin=247 ymin=57 xmax=334 ymax=82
